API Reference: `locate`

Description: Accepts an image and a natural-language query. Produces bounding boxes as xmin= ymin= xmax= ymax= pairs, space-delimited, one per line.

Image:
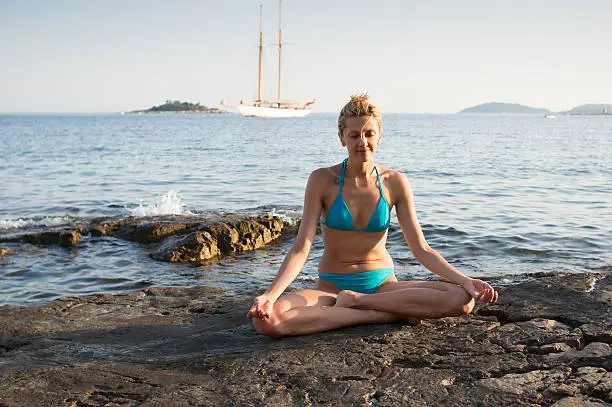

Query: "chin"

xmin=355 ymin=152 xmax=373 ymax=160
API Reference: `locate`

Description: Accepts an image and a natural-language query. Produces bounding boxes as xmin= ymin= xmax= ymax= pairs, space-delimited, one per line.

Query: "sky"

xmin=1 ymin=0 xmax=611 ymax=113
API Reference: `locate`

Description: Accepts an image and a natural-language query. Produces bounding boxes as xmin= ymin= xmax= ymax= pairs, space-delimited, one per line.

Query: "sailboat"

xmin=221 ymin=0 xmax=315 ymax=118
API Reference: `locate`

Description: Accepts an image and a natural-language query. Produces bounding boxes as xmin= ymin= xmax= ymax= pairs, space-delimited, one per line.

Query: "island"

xmin=564 ymin=104 xmax=611 ymax=115
xmin=128 ymin=100 xmax=225 ymax=114
xmin=459 ymin=102 xmax=551 ymax=115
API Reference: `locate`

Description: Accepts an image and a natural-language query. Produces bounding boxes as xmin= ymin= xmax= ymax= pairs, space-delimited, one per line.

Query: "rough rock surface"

xmin=0 ymin=214 xmax=284 ymax=264
xmin=0 ymin=272 xmax=609 ymax=406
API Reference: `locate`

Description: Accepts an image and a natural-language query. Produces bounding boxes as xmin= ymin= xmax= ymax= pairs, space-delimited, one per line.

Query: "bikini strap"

xmin=337 ymin=159 xmax=348 ymax=191
xmin=374 ymin=165 xmax=383 ymax=193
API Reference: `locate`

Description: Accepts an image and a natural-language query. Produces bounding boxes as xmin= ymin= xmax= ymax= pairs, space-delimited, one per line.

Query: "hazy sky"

xmin=1 ymin=0 xmax=611 ymax=113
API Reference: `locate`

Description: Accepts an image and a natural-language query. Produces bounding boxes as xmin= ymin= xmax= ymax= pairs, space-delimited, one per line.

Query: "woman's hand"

xmin=247 ymin=295 xmax=275 ymax=320
xmin=461 ymin=278 xmax=498 ymax=303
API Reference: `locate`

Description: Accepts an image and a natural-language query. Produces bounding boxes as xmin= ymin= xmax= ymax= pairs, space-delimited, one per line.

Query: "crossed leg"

xmin=335 ymin=280 xmax=475 ymax=319
xmin=252 ymin=283 xmax=400 ymax=338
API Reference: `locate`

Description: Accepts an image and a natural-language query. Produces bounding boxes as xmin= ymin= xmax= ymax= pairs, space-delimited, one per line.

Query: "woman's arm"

xmin=248 ymin=170 xmax=325 ymax=318
xmin=393 ymin=172 xmax=497 ymax=302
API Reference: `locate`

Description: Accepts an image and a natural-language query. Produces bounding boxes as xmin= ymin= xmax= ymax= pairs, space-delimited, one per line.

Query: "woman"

xmin=248 ymin=95 xmax=498 ymax=337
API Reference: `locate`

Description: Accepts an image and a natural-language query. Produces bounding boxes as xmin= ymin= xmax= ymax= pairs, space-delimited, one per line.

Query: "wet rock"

xmin=4 ymin=228 xmax=82 ymax=246
xmin=150 ymin=216 xmax=284 ymax=263
xmin=58 ymin=230 xmax=80 ymax=246
xmin=20 ymin=231 xmax=62 ymax=245
xmin=3 ymin=214 xmax=285 ymax=262
xmin=0 ymin=247 xmax=12 ymax=259
xmin=89 ymin=215 xmax=198 ymax=242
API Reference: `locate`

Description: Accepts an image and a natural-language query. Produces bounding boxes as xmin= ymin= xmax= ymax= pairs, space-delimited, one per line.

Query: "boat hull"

xmin=237 ymin=104 xmax=312 ymax=118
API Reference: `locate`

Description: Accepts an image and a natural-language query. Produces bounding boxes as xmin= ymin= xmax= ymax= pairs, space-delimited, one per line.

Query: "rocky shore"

xmin=0 ymin=214 xmax=285 ymax=265
xmin=0 ymin=271 xmax=609 ymax=406
xmin=1 ymin=216 xmax=610 ymax=405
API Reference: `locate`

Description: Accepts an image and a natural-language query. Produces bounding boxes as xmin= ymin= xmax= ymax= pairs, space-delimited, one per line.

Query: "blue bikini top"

xmin=321 ymin=159 xmax=391 ymax=232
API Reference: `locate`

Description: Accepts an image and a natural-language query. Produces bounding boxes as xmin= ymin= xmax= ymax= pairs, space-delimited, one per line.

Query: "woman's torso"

xmin=318 ymin=162 xmax=395 ymax=274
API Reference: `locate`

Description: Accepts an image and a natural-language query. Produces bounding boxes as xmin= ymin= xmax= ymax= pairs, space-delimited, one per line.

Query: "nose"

xmin=359 ymin=133 xmax=368 ymax=146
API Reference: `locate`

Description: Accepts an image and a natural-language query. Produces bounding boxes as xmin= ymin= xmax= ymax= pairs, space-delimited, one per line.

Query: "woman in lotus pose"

xmin=248 ymin=95 xmax=498 ymax=337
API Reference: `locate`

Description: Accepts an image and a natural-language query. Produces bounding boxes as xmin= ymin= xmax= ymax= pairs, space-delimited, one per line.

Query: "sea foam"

xmin=129 ymin=190 xmax=190 ymax=217
xmin=0 ymin=216 xmax=75 ymax=230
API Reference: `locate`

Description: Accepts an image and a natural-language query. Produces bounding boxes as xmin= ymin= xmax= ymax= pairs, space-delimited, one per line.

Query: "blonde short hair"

xmin=338 ymin=94 xmax=382 ymax=136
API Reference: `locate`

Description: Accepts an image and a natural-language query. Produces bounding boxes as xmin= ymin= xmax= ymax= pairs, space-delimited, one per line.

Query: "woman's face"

xmin=340 ymin=115 xmax=382 ymax=161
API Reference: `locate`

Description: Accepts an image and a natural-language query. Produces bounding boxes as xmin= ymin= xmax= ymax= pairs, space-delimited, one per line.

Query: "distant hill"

xmin=129 ymin=100 xmax=224 ymax=114
xmin=565 ymin=104 xmax=612 ymax=115
xmin=459 ymin=102 xmax=551 ymax=114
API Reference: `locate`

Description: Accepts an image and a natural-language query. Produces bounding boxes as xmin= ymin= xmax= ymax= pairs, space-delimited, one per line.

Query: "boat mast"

xmin=277 ymin=0 xmax=283 ymax=105
xmin=257 ymin=4 xmax=263 ymax=104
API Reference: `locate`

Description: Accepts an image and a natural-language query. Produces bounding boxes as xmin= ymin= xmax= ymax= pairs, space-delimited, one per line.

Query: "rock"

xmin=3 ymin=214 xmax=285 ymax=262
xmin=0 ymin=247 xmax=12 ymax=259
xmin=0 ymin=272 xmax=609 ymax=406
xmin=8 ymin=228 xmax=82 ymax=247
xmin=489 ymin=318 xmax=579 ymax=352
xmin=478 ymin=366 xmax=572 ymax=396
xmin=541 ymin=342 xmax=612 ymax=370
xmin=150 ymin=216 xmax=284 ymax=263
xmin=551 ymin=395 xmax=610 ymax=406
xmin=581 ymin=323 xmax=612 ymax=344
xmin=20 ymin=231 xmax=62 ymax=245
xmin=478 ymin=272 xmax=610 ymax=327
xmin=91 ymin=216 xmax=197 ymax=242
xmin=544 ymin=366 xmax=608 ymax=400
xmin=592 ymin=371 xmax=612 ymax=402
xmin=58 ymin=230 xmax=80 ymax=246
xmin=539 ymin=342 xmax=573 ymax=354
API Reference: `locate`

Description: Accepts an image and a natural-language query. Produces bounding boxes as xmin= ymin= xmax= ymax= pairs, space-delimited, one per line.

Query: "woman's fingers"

xmin=483 ymin=287 xmax=490 ymax=301
xmin=469 ymin=280 xmax=498 ymax=303
xmin=247 ymin=300 xmax=273 ymax=319
xmin=247 ymin=302 xmax=264 ymax=319
xmin=265 ymin=301 xmax=274 ymax=317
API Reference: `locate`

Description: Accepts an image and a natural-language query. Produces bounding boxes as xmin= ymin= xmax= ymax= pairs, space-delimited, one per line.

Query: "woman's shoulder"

xmin=377 ymin=166 xmax=413 ymax=194
xmin=377 ymin=166 xmax=409 ymax=183
xmin=309 ymin=164 xmax=342 ymax=182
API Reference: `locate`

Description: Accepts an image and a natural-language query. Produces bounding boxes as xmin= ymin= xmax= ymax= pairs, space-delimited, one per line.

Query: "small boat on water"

xmin=544 ymin=114 xmax=557 ymax=119
xmin=221 ymin=0 xmax=315 ymax=118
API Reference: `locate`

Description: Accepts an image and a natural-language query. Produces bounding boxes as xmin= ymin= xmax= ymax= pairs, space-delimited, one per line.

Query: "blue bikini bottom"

xmin=318 ymin=268 xmax=395 ymax=294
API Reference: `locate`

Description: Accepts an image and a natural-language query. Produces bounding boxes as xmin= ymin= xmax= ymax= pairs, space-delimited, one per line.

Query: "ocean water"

xmin=1 ymin=113 xmax=610 ymax=306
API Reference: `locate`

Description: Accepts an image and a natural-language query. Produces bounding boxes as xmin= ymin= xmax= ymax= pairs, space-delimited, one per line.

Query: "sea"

xmin=1 ymin=113 xmax=610 ymax=306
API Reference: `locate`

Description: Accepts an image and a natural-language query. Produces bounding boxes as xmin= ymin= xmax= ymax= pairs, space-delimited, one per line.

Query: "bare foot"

xmin=404 ymin=316 xmax=423 ymax=326
xmin=334 ymin=290 xmax=361 ymax=308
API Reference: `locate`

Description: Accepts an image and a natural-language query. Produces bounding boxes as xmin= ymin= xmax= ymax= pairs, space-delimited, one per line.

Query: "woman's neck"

xmin=345 ymin=158 xmax=375 ymax=179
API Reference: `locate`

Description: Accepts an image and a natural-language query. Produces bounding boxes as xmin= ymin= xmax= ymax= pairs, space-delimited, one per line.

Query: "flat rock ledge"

xmin=0 ymin=272 xmax=609 ymax=406
xmin=0 ymin=214 xmax=285 ymax=264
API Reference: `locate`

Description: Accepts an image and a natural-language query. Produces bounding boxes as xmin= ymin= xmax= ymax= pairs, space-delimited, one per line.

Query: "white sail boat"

xmin=221 ymin=0 xmax=315 ymax=118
